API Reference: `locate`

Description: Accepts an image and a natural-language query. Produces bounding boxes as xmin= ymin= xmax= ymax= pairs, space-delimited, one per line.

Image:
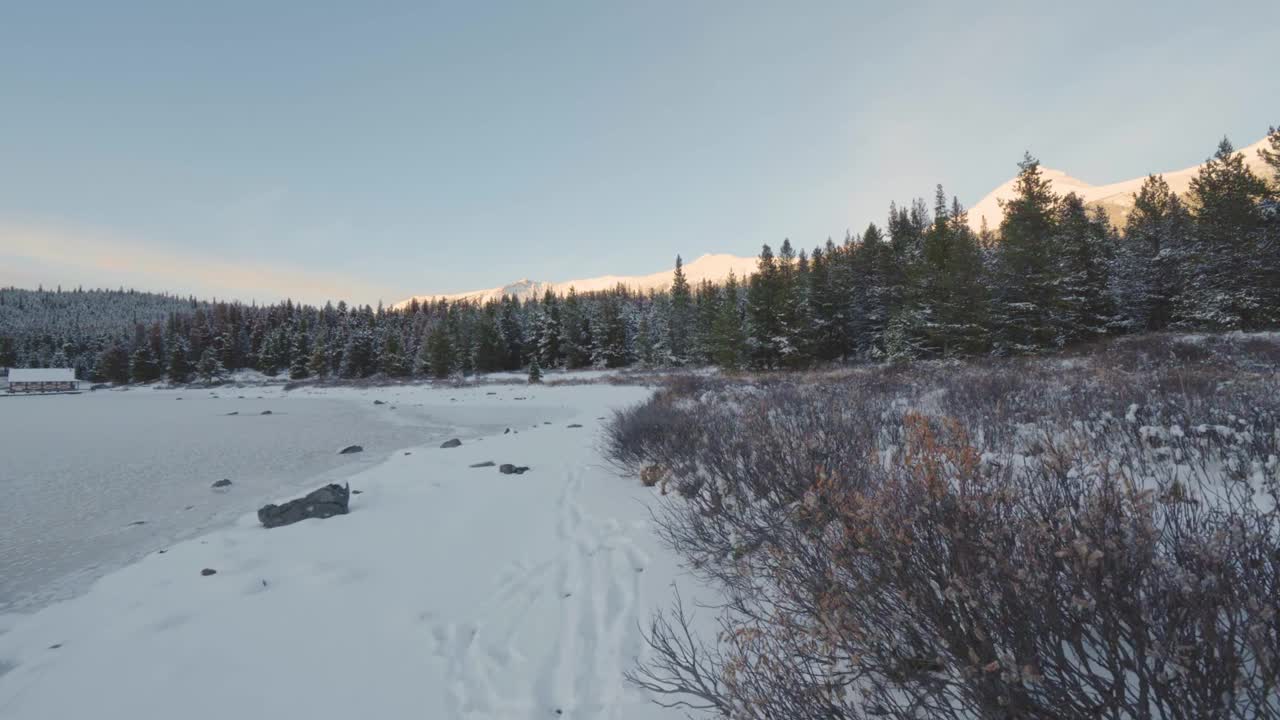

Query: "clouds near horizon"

xmin=0 ymin=220 xmax=395 ymax=306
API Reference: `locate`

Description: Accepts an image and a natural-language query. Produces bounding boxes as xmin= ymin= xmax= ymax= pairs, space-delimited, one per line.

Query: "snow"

xmin=0 ymin=382 xmax=694 ymax=719
xmin=967 ymin=136 xmax=1273 ymax=233
xmin=394 ymin=252 xmax=758 ymax=307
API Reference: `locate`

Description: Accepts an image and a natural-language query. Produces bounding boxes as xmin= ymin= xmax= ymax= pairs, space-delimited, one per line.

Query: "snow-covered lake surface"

xmin=0 ymin=381 xmax=691 ymax=719
xmin=0 ymin=386 xmax=461 ymax=612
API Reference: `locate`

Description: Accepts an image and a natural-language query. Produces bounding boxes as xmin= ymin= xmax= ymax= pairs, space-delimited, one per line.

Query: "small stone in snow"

xmin=127 ymin=520 xmax=146 ymax=526
xmin=352 ymin=489 xmax=364 ymax=494
xmin=48 ymin=643 xmax=62 ymax=650
xmin=486 ymin=392 xmax=497 ymax=395
xmin=567 ymin=424 xmax=583 ymax=428
xmin=201 ymin=568 xmax=217 ymax=576
xmin=373 ymin=400 xmax=386 ymax=405
xmin=226 ymin=411 xmax=239 ymax=416
xmin=212 ymin=478 xmax=232 ymax=488
xmin=470 ymin=461 xmax=496 ymax=468
xmin=339 ymin=445 xmax=364 ymax=455
xmin=260 ymin=410 xmax=273 ymax=415
xmin=504 ymin=428 xmax=510 ymax=434
xmin=499 ymin=464 xmax=531 ymax=475
xmin=440 ymin=438 xmax=462 ymax=448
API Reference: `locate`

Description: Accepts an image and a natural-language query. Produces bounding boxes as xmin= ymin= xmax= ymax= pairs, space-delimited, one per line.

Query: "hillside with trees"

xmin=2 ymin=128 xmax=1278 ymax=384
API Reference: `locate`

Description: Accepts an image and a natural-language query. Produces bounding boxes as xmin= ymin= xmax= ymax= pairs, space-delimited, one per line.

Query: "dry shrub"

xmin=615 ymin=337 xmax=1280 ymax=719
xmin=640 ymin=464 xmax=668 ymax=488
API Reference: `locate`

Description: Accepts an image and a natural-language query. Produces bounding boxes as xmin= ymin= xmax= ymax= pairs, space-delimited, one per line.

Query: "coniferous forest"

xmin=3 ymin=131 xmax=1278 ymax=384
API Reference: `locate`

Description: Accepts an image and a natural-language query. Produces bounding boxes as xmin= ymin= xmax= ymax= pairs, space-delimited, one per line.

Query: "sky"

xmin=1 ymin=1 xmax=1276 ymax=306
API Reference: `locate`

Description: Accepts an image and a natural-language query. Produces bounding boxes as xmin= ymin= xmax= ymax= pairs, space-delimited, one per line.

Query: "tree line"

xmin=2 ymin=129 xmax=1278 ymax=383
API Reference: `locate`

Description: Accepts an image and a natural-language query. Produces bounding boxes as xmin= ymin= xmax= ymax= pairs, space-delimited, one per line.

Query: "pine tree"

xmin=848 ymin=224 xmax=890 ymax=357
xmin=535 ymin=290 xmax=562 ymax=368
xmin=808 ymin=242 xmax=847 ymax=362
xmin=591 ymin=293 xmax=629 ymax=368
xmin=130 ymin=345 xmax=162 ymax=383
xmin=634 ymin=311 xmax=658 ymax=368
xmin=341 ymin=326 xmax=376 ymax=378
xmin=711 ymin=272 xmax=747 ymax=369
xmin=307 ymin=337 xmax=330 ymax=379
xmin=746 ymin=244 xmax=784 ymax=368
xmin=780 ymin=249 xmax=814 ymax=367
xmin=527 ymin=356 xmax=542 ymax=384
xmin=993 ymin=153 xmax=1060 ymax=353
xmin=667 ymin=256 xmax=692 ymax=364
xmin=380 ymin=332 xmax=410 ymax=377
xmin=1260 ymin=125 xmax=1280 ymax=188
xmin=1052 ymin=194 xmax=1115 ymax=345
xmin=1185 ymin=138 xmax=1270 ymax=328
xmin=472 ymin=303 xmax=505 ymax=373
xmin=167 ymin=335 xmax=193 ymax=383
xmin=97 ymin=344 xmax=131 ymax=384
xmin=196 ymin=346 xmax=227 ymax=384
xmin=289 ymin=332 xmax=311 ymax=380
xmin=499 ymin=296 xmax=526 ymax=371
xmin=427 ymin=324 xmax=453 ymax=379
xmin=1113 ymin=175 xmax=1191 ymax=331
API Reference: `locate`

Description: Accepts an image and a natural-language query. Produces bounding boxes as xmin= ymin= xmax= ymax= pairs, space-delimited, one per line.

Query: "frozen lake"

xmin=0 ymin=385 xmax=497 ymax=613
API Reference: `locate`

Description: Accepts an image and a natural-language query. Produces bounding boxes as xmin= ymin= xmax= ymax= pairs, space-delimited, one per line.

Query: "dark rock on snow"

xmin=212 ymin=478 xmax=233 ymax=488
xmin=127 ymin=520 xmax=147 ymax=526
xmin=504 ymin=428 xmax=511 ymax=434
xmin=440 ymin=438 xmax=462 ymax=448
xmin=470 ymin=461 xmax=496 ymax=468
xmin=567 ymin=424 xmax=583 ymax=428
xmin=226 ymin=411 xmax=239 ymax=416
xmin=201 ymin=568 xmax=217 ymax=576
xmin=260 ymin=410 xmax=273 ymax=415
xmin=339 ymin=445 xmax=363 ymax=455
xmin=257 ymin=483 xmax=351 ymax=528
xmin=373 ymin=400 xmax=386 ymax=405
xmin=499 ymin=464 xmax=531 ymax=475
xmin=352 ymin=489 xmax=363 ymax=495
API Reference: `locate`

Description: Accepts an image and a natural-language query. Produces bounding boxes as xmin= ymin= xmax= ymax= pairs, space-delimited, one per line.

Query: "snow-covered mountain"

xmin=394 ymin=253 xmax=758 ymax=307
xmin=397 ymin=137 xmax=1275 ymax=307
xmin=967 ymin=136 xmax=1273 ymax=233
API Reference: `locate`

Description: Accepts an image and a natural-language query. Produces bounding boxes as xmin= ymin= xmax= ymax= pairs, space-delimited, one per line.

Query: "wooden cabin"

xmin=6 ymin=368 xmax=79 ymax=393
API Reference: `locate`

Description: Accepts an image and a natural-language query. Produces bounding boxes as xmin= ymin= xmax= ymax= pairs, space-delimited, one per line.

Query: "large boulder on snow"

xmin=257 ymin=484 xmax=350 ymax=528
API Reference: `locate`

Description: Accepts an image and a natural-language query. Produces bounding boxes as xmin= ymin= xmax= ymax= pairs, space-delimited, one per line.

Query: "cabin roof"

xmin=7 ymin=368 xmax=77 ymax=382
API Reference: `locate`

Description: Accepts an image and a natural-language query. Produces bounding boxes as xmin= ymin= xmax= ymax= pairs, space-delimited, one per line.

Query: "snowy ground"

xmin=0 ymin=382 xmax=693 ymax=719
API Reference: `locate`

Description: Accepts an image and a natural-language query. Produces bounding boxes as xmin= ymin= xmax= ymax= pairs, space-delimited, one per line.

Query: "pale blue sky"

xmin=1 ymin=1 xmax=1275 ymax=305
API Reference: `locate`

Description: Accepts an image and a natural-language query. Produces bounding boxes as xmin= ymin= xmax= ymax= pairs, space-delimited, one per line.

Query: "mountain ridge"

xmin=967 ymin=136 xmax=1272 ymax=232
xmin=397 ymin=135 xmax=1275 ymax=306
xmin=393 ymin=253 xmax=759 ymax=307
